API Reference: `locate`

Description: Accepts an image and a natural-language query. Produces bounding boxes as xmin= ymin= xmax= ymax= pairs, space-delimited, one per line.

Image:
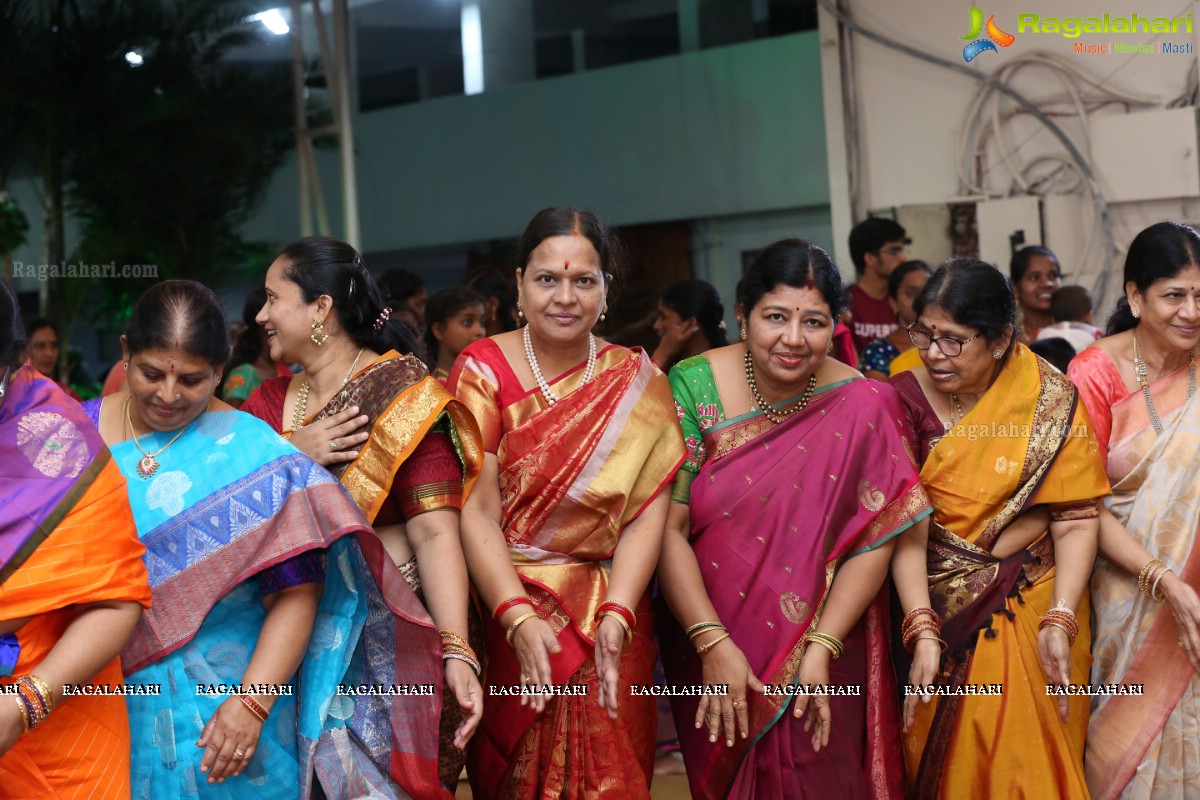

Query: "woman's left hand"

xmin=196 ymin=697 xmax=265 ymax=783
xmin=1037 ymin=625 xmax=1072 ymax=722
xmin=792 ymin=647 xmax=833 ymax=752
xmin=594 ymin=615 xmax=627 ymax=719
xmin=444 ymin=659 xmax=483 ymax=750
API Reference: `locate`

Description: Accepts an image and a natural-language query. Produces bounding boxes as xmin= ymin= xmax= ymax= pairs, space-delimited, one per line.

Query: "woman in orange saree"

xmin=0 ymin=281 xmax=152 ymax=799
xmin=450 ymin=208 xmax=684 ymax=799
xmin=1068 ymin=222 xmax=1200 ymax=800
xmin=891 ymin=259 xmax=1108 ymax=799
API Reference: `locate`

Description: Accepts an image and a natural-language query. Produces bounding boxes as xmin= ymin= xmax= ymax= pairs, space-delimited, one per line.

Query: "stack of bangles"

xmin=802 ymin=631 xmax=845 ymax=660
xmin=440 ymin=629 xmax=481 ymax=676
xmin=13 ymin=674 xmax=54 ymax=733
xmin=595 ymin=601 xmax=636 ymax=644
xmin=237 ymin=693 xmax=270 ymax=723
xmin=902 ymin=607 xmax=947 ymax=653
xmin=687 ymin=621 xmax=730 ymax=656
xmin=1139 ymin=558 xmax=1170 ymax=601
xmin=1039 ymin=604 xmax=1079 ymax=646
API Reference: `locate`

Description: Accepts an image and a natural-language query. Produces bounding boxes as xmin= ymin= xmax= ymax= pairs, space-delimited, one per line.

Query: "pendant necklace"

xmin=1132 ymin=332 xmax=1195 ymax=436
xmin=292 ymin=348 xmax=365 ymax=431
xmin=123 ymin=395 xmax=190 ymax=479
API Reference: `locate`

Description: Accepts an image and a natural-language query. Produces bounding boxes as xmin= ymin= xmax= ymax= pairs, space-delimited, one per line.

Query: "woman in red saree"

xmin=450 ymin=207 xmax=684 ymax=799
xmin=0 ymin=281 xmax=152 ymax=798
xmin=242 ymin=237 xmax=484 ymax=798
xmin=1068 ymin=222 xmax=1200 ymax=799
xmin=657 ymin=239 xmax=931 ymax=800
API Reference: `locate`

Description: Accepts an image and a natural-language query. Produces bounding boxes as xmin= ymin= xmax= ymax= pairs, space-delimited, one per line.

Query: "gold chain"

xmin=291 ymin=348 xmax=365 ymax=431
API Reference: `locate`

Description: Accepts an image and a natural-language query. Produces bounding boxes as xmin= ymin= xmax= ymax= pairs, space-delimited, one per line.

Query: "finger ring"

xmin=329 ymin=440 xmax=338 ymax=451
xmin=731 ymin=700 xmax=744 ymax=707
xmin=521 ymin=674 xmax=530 ymax=681
xmin=233 ymin=748 xmax=245 ymax=758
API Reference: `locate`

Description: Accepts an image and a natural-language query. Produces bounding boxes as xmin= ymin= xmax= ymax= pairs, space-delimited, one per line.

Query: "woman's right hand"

xmin=289 ymin=405 xmax=370 ymax=466
xmin=695 ymin=637 xmax=763 ymax=748
xmin=1161 ymin=572 xmax=1200 ymax=671
xmin=903 ymin=637 xmax=942 ymax=732
xmin=0 ymin=693 xmax=22 ymax=757
xmin=652 ymin=320 xmax=698 ymax=367
xmin=513 ymin=616 xmax=562 ymax=713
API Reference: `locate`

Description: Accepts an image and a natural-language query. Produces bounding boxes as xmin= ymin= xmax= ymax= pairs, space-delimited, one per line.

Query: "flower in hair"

xmin=374 ymin=306 xmax=392 ymax=332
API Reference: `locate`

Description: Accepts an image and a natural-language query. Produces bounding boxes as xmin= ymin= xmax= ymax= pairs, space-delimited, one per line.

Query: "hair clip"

xmin=374 ymin=306 xmax=392 ymax=331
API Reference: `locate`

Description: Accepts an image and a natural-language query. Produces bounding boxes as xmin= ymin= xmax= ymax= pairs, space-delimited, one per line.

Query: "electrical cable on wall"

xmin=816 ymin=0 xmax=1120 ymax=306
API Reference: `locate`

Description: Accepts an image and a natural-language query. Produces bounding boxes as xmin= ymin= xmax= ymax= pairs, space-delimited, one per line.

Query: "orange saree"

xmin=896 ymin=346 xmax=1109 ymax=799
xmin=450 ymin=339 xmax=685 ymax=800
xmin=0 ymin=366 xmax=152 ymax=799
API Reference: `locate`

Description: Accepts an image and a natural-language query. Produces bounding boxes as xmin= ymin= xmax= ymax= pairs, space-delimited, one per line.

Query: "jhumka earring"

xmin=310 ymin=318 xmax=329 ymax=346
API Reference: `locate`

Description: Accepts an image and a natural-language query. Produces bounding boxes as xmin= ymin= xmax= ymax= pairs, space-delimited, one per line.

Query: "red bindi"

xmin=564 ymin=261 xmax=570 ymax=270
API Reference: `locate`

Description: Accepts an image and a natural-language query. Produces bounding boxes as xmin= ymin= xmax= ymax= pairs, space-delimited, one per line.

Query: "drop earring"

xmin=517 ymin=302 xmax=525 ymax=321
xmin=310 ymin=318 xmax=329 ymax=346
xmin=600 ymin=304 xmax=607 ymax=323
xmin=740 ymin=324 xmax=747 ymax=342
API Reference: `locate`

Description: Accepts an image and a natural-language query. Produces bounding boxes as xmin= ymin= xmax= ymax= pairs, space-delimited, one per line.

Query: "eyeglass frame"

xmin=906 ymin=325 xmax=982 ymax=357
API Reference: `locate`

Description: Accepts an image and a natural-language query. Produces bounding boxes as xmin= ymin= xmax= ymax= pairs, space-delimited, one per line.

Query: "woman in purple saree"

xmin=657 ymin=240 xmax=930 ymax=799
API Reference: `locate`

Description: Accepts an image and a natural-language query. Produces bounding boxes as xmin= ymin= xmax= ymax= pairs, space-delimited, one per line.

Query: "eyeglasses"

xmin=907 ymin=327 xmax=981 ymax=357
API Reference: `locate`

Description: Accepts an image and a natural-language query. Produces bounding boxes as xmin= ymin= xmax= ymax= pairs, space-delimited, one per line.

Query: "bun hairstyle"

xmin=1 ymin=281 xmax=26 ymax=371
xmin=661 ymin=279 xmax=727 ymax=348
xmin=736 ymin=239 xmax=847 ymax=321
xmin=516 ymin=207 xmax=624 ymax=288
xmin=126 ymin=280 xmax=231 ymax=368
xmin=276 ymin=236 xmax=421 ymax=356
xmin=1107 ymin=221 xmax=1200 ymax=336
xmin=913 ymin=257 xmax=1016 ymax=364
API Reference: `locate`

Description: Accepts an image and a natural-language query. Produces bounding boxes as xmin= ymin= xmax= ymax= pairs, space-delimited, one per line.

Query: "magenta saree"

xmin=662 ymin=377 xmax=929 ymax=800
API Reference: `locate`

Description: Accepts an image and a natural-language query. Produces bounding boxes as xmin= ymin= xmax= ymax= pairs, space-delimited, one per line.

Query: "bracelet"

xmin=686 ymin=621 xmax=726 ymax=639
xmin=599 ymin=610 xmax=633 ymax=643
xmin=440 ymin=628 xmax=471 ymax=651
xmin=506 ymin=611 xmax=540 ymax=647
xmin=1139 ymin=559 xmax=1168 ymax=599
xmin=492 ymin=596 xmax=533 ymax=622
xmin=1039 ymin=610 xmax=1080 ymax=646
xmin=237 ymin=693 xmax=270 ymax=722
xmin=902 ymin=607 xmax=942 ymax=629
xmin=596 ymin=601 xmax=636 ymax=631
xmin=910 ymin=634 xmax=949 ymax=653
xmin=14 ymin=693 xmax=31 ymax=732
xmin=695 ymin=632 xmax=732 ymax=656
xmin=803 ymin=631 xmax=844 ymax=660
xmin=1151 ymin=567 xmax=1171 ymax=602
xmin=903 ymin=623 xmax=943 ymax=653
xmin=443 ymin=651 xmax=482 ymax=677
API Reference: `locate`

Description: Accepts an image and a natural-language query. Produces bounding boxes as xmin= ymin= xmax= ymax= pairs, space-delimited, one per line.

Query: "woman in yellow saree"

xmin=1068 ymin=221 xmax=1200 ymax=799
xmin=889 ymin=259 xmax=1109 ymax=799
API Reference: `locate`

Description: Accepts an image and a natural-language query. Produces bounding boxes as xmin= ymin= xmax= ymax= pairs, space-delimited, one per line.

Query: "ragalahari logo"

xmin=962 ymin=7 xmax=1016 ymax=62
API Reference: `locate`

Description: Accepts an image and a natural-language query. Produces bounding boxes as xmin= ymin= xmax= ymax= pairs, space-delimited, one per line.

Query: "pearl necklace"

xmin=523 ymin=325 xmax=596 ymax=405
xmin=292 ymin=348 xmax=365 ymax=431
xmin=743 ymin=350 xmax=817 ymax=425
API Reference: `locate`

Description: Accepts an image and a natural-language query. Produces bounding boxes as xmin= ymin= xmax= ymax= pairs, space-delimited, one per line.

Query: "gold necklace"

xmin=292 ymin=348 xmax=365 ymax=431
xmin=949 ymin=393 xmax=963 ymax=427
xmin=123 ymin=394 xmax=190 ymax=479
xmin=1132 ymin=332 xmax=1195 ymax=436
xmin=743 ymin=350 xmax=818 ymax=425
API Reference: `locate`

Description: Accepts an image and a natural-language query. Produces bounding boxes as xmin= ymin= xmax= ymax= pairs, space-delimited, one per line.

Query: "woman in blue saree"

xmin=83 ymin=281 xmax=378 ymax=799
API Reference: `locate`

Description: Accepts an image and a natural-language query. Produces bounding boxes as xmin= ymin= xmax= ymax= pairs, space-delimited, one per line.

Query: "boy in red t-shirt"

xmin=847 ymin=218 xmax=909 ymax=354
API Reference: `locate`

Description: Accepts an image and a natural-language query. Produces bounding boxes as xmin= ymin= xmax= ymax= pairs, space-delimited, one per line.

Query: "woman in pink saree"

xmin=657 ymin=239 xmax=931 ymax=799
xmin=1068 ymin=221 xmax=1200 ymax=799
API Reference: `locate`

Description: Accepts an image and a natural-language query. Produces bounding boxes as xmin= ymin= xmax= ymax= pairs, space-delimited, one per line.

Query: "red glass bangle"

xmin=596 ymin=601 xmax=636 ymax=630
xmin=492 ymin=595 xmax=533 ymax=623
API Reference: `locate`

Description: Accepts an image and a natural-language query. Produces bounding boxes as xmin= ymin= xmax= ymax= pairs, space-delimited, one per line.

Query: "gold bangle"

xmin=803 ymin=631 xmax=844 ymax=660
xmin=695 ymin=632 xmax=732 ymax=656
xmin=14 ymin=694 xmax=31 ymax=732
xmin=600 ymin=610 xmax=633 ymax=643
xmin=506 ymin=611 xmax=540 ymax=647
xmin=22 ymin=674 xmax=54 ymax=713
xmin=686 ymin=621 xmax=725 ymax=639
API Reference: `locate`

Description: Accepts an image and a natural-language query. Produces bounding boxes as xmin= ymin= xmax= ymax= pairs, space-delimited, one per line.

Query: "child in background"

xmin=424 ymin=286 xmax=487 ymax=383
xmin=1036 ymin=284 xmax=1103 ymax=354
